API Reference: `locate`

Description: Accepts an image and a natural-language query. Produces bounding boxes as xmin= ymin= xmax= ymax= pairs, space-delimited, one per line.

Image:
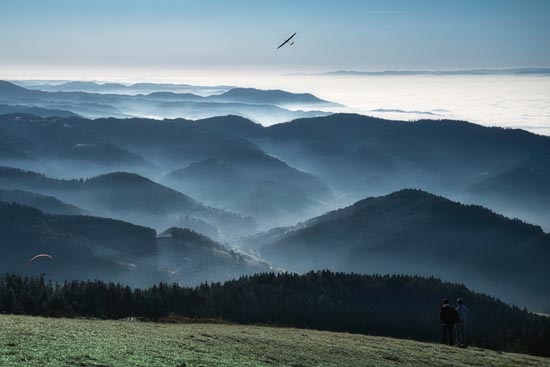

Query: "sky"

xmin=1 ymin=0 xmax=549 ymax=76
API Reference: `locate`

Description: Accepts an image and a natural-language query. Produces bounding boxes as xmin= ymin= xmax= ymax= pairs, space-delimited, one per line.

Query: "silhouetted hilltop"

xmin=81 ymin=171 xmax=206 ymax=213
xmin=214 ymin=88 xmax=335 ymax=106
xmin=196 ymin=115 xmax=264 ymax=137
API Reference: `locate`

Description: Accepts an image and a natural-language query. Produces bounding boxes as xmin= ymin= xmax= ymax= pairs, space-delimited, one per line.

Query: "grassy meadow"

xmin=0 ymin=315 xmax=548 ymax=367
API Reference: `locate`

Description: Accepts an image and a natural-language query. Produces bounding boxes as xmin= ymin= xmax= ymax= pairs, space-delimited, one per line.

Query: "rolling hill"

xmin=164 ymin=158 xmax=327 ymax=226
xmin=0 ymin=113 xmax=332 ymax=195
xmin=1 ymin=81 xmax=335 ymax=124
xmin=209 ymin=87 xmax=338 ymax=107
xmin=255 ymin=189 xmax=550 ymax=311
xmin=149 ymin=100 xmax=330 ymax=125
xmin=0 ymin=167 xmax=253 ymax=236
xmin=0 ymin=200 xmax=164 ymax=285
xmin=0 ymin=189 xmax=86 ymax=215
xmin=0 ymin=104 xmax=77 ymax=118
xmin=195 ymin=113 xmax=550 ymax=228
xmin=0 ymin=201 xmax=270 ymax=287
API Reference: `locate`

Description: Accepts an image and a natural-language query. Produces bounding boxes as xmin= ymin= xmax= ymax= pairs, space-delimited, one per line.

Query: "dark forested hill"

xmin=0 ymin=200 xmax=163 ymax=285
xmin=0 ymin=167 xmax=253 ymax=236
xmin=209 ymin=88 xmax=336 ymax=107
xmin=0 ymin=127 xmax=33 ymax=161
xmin=1 ymin=271 xmax=548 ymax=357
xmin=256 ymin=189 xmax=550 ymax=311
xmin=0 ymin=189 xmax=86 ymax=215
xmin=0 ymin=104 xmax=77 ymax=118
xmin=253 ymin=114 xmax=550 ymax=178
xmin=0 ymin=201 xmax=271 ymax=286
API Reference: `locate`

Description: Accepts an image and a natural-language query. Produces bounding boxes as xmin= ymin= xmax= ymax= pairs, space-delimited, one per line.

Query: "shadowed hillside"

xmin=0 ymin=189 xmax=86 ymax=215
xmin=0 ymin=167 xmax=253 ymax=236
xmin=0 ymin=201 xmax=271 ymax=286
xmin=255 ymin=189 xmax=550 ymax=311
xmin=164 ymin=158 xmax=325 ymax=227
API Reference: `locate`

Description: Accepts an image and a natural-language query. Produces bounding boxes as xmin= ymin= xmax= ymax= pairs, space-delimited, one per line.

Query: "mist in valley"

xmin=2 ymin=2 xmax=550 ymax=364
xmin=1 ymin=77 xmax=549 ymax=314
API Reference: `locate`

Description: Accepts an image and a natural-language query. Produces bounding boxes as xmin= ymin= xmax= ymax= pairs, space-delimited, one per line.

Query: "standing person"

xmin=455 ymin=298 xmax=469 ymax=346
xmin=440 ymin=299 xmax=459 ymax=345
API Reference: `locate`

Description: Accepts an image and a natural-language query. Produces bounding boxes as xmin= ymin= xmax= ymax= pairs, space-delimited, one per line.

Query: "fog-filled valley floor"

xmin=1 ymin=79 xmax=550 ymax=358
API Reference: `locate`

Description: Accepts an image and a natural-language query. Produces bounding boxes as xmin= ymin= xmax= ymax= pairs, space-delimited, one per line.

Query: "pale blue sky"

xmin=1 ymin=0 xmax=549 ymax=72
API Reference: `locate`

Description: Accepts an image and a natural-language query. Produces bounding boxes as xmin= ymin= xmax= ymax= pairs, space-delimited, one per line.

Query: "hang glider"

xmin=277 ymin=32 xmax=297 ymax=49
xmin=28 ymin=253 xmax=54 ymax=264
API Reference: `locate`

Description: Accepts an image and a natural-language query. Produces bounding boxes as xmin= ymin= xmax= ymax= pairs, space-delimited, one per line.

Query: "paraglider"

xmin=28 ymin=253 xmax=54 ymax=264
xmin=277 ymin=32 xmax=297 ymax=49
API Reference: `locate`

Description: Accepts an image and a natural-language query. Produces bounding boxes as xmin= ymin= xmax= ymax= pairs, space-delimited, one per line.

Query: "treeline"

xmin=1 ymin=271 xmax=549 ymax=357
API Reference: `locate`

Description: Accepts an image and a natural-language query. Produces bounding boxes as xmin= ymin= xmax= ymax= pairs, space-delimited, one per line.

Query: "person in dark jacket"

xmin=440 ymin=299 xmax=459 ymax=345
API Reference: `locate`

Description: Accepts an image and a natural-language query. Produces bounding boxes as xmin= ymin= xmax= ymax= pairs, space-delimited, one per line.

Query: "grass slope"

xmin=1 ymin=315 xmax=548 ymax=367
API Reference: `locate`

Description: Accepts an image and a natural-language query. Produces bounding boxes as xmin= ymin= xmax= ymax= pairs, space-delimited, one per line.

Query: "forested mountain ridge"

xmin=257 ymin=189 xmax=550 ymax=311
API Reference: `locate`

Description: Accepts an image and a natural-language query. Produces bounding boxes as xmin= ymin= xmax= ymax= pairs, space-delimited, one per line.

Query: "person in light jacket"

xmin=455 ymin=298 xmax=469 ymax=346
